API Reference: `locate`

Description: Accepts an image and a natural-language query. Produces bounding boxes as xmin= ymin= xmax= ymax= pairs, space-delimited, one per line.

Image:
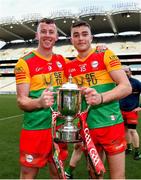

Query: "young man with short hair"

xmin=65 ymin=20 xmax=132 ymax=179
xmin=15 ymin=18 xmax=68 ymax=179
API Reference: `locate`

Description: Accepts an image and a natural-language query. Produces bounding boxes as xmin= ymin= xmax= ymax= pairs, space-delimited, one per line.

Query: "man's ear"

xmin=70 ymin=37 xmax=73 ymax=44
xmin=90 ymin=35 xmax=93 ymax=43
xmin=35 ymin=32 xmax=38 ymax=40
xmin=55 ymin=33 xmax=59 ymax=42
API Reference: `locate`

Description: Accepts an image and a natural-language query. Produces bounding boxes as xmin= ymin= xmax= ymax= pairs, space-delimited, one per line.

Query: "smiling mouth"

xmin=78 ymin=43 xmax=86 ymax=46
xmin=78 ymin=41 xmax=86 ymax=44
xmin=44 ymin=40 xmax=51 ymax=43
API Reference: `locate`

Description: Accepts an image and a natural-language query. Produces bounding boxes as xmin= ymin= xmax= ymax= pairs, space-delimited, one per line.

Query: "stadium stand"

xmin=0 ymin=77 xmax=16 ymax=94
xmin=0 ymin=2 xmax=141 ymax=94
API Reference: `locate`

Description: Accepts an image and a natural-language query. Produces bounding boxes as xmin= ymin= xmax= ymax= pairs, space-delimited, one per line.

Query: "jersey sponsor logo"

xmin=85 ymin=73 xmax=97 ymax=85
xmin=74 ymin=73 xmax=97 ymax=86
xmin=109 ymin=55 xmax=119 ymax=60
xmin=79 ymin=64 xmax=87 ymax=72
xmin=15 ymin=66 xmax=26 ymax=80
xmin=56 ymin=61 xmax=62 ymax=69
xmin=68 ymin=68 xmax=76 ymax=73
xmin=43 ymin=72 xmax=63 ymax=86
xmin=74 ymin=76 xmax=84 ymax=87
xmin=54 ymin=72 xmax=63 ymax=85
xmin=91 ymin=61 xmax=98 ymax=68
xmin=35 ymin=67 xmax=44 ymax=72
xmin=25 ymin=154 xmax=33 ymax=163
xmin=15 ymin=66 xmax=25 ymax=73
xmin=42 ymin=74 xmax=52 ymax=86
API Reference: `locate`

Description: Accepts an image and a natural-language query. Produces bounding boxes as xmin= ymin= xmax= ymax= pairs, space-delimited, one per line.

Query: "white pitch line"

xmin=0 ymin=114 xmax=23 ymax=121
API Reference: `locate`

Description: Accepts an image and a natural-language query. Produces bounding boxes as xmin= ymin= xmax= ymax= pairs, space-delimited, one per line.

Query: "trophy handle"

xmin=87 ymin=105 xmax=91 ymax=112
xmin=47 ymin=90 xmax=58 ymax=112
xmin=50 ymin=106 xmax=54 ymax=112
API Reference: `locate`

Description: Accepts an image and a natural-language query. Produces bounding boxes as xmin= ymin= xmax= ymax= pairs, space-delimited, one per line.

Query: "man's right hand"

xmin=39 ymin=90 xmax=55 ymax=108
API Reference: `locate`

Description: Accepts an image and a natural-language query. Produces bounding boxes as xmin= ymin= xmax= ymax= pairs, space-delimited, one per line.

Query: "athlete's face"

xmin=36 ymin=22 xmax=58 ymax=50
xmin=71 ymin=25 xmax=93 ymax=53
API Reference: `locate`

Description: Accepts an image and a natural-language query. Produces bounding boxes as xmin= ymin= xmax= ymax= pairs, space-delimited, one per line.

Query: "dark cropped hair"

xmin=71 ymin=20 xmax=91 ymax=30
xmin=37 ymin=18 xmax=55 ymax=25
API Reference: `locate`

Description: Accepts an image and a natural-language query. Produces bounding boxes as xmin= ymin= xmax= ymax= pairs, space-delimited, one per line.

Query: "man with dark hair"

xmin=120 ymin=66 xmax=141 ymax=160
xmin=71 ymin=20 xmax=91 ymax=29
xmin=65 ymin=20 xmax=131 ymax=179
xmin=15 ymin=18 xmax=68 ymax=179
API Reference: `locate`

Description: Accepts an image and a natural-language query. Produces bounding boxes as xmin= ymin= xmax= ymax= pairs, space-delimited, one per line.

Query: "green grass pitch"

xmin=0 ymin=94 xmax=141 ymax=179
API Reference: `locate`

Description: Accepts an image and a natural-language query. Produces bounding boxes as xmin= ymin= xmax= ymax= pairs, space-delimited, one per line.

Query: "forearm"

xmin=17 ymin=96 xmax=42 ymax=111
xmin=101 ymin=83 xmax=132 ymax=104
xmin=84 ymin=82 xmax=132 ymax=106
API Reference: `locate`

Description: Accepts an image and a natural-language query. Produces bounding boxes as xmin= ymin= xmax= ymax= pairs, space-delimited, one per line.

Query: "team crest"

xmin=56 ymin=61 xmax=62 ymax=68
xmin=91 ymin=61 xmax=98 ymax=68
xmin=25 ymin=154 xmax=33 ymax=163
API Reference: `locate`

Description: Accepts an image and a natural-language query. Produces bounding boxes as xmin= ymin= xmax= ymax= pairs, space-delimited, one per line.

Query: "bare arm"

xmin=16 ymin=83 xmax=54 ymax=111
xmin=133 ymin=107 xmax=141 ymax=112
xmin=101 ymin=69 xmax=132 ymax=103
xmin=84 ymin=69 xmax=132 ymax=105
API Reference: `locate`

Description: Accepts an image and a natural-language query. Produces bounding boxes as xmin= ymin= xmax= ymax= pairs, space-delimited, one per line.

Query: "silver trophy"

xmin=56 ymin=75 xmax=82 ymax=143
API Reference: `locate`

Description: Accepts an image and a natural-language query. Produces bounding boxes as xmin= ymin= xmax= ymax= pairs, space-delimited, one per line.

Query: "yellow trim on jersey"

xmin=104 ymin=49 xmax=122 ymax=72
xmin=77 ymin=48 xmax=96 ymax=62
xmin=30 ymin=72 xmax=67 ymax=91
xmin=65 ymin=57 xmax=71 ymax=63
xmin=15 ymin=58 xmax=30 ymax=84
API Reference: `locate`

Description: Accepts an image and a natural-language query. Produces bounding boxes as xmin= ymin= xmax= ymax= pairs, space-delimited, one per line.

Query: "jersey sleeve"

xmin=14 ymin=58 xmax=30 ymax=84
xmin=104 ymin=49 xmax=122 ymax=72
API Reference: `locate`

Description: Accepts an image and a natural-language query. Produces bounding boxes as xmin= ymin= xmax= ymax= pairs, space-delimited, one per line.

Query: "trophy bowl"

xmin=58 ymin=88 xmax=81 ymax=116
xmin=55 ymin=78 xmax=82 ymax=143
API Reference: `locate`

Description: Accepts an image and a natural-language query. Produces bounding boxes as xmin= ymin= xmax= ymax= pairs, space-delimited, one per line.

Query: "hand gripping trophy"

xmin=50 ymin=75 xmax=105 ymax=179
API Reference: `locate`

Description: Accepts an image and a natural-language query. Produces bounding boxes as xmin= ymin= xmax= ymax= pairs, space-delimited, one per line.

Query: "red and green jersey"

xmin=65 ymin=48 xmax=123 ymax=129
xmin=15 ymin=50 xmax=68 ymax=130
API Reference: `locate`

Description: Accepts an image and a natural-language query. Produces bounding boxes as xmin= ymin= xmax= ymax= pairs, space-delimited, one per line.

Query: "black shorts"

xmin=127 ymin=124 xmax=137 ymax=129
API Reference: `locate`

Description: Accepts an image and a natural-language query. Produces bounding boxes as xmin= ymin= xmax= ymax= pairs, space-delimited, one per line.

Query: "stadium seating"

xmin=0 ymin=36 xmax=141 ymax=94
xmin=0 ymin=77 xmax=16 ymax=94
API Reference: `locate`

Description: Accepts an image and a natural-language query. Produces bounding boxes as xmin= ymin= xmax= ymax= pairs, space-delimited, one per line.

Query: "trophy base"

xmin=55 ymin=125 xmax=82 ymax=143
xmin=54 ymin=137 xmax=82 ymax=143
